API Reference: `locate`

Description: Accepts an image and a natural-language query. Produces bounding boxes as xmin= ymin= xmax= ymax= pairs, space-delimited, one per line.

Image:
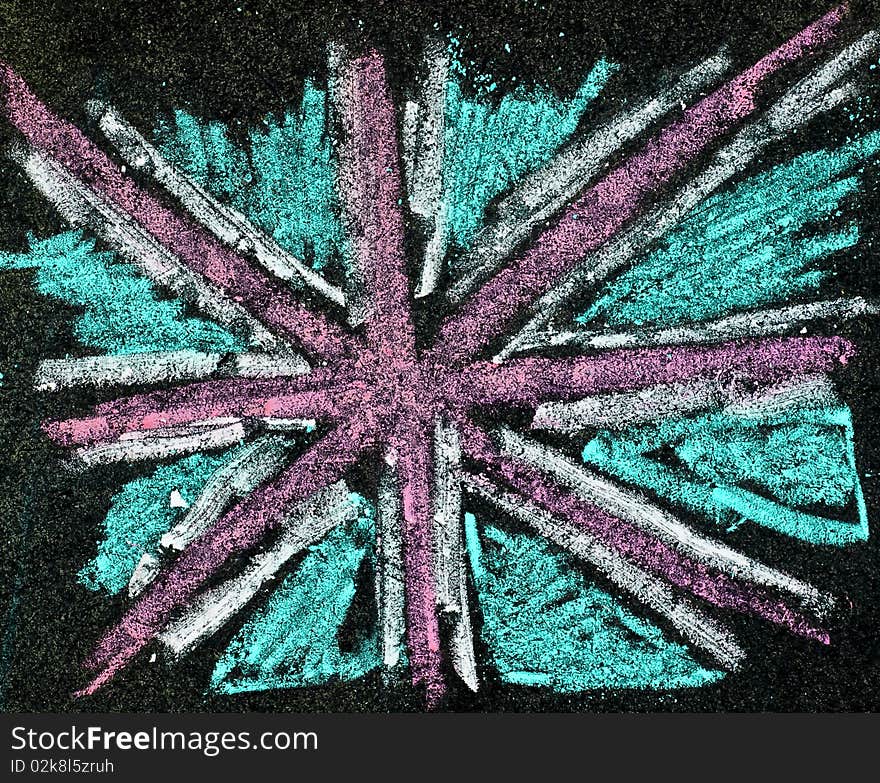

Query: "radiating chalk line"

xmin=91 ymin=102 xmax=347 ymax=308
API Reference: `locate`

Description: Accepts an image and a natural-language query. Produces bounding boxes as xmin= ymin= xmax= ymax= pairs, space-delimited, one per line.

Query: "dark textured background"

xmin=1 ymin=0 xmax=879 ymax=712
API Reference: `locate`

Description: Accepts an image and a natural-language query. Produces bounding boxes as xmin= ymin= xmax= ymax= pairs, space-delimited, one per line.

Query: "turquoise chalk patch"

xmin=211 ymin=497 xmax=382 ymax=694
xmin=578 ymin=131 xmax=880 ymax=329
xmin=155 ymin=81 xmax=346 ymax=274
xmin=0 ymin=231 xmax=244 ymax=355
xmin=583 ymin=405 xmax=868 ymax=546
xmin=443 ymin=58 xmax=616 ymax=251
xmin=463 ymin=513 xmax=723 ymax=691
xmin=79 ymin=451 xmax=235 ymax=594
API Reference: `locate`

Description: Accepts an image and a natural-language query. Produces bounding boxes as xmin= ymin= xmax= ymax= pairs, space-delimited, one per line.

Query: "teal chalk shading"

xmin=578 ymin=131 xmax=880 ymax=329
xmin=463 ymin=513 xmax=723 ymax=690
xmin=211 ymin=497 xmax=381 ymax=694
xmin=155 ymin=81 xmax=346 ymax=273
xmin=583 ymin=405 xmax=868 ymax=546
xmin=443 ymin=57 xmax=616 ymax=250
xmin=154 ymin=62 xmax=614 ymax=272
xmin=79 ymin=451 xmax=235 ymax=594
xmin=0 ymin=231 xmax=243 ymax=355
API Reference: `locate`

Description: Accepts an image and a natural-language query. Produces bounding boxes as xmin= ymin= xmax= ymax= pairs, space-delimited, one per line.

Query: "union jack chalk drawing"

xmin=1 ymin=3 xmax=879 ymax=709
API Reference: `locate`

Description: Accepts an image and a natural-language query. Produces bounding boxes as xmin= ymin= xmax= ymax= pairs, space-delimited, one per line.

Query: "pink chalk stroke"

xmin=391 ymin=415 xmax=445 ymax=706
xmin=336 ymin=49 xmax=417 ymax=365
xmin=464 ymin=336 xmax=854 ymax=407
xmin=456 ymin=417 xmax=831 ymax=643
xmin=78 ymin=417 xmax=378 ymax=696
xmin=427 ymin=4 xmax=847 ymax=366
xmin=333 ymin=48 xmax=447 ymax=704
xmin=43 ymin=373 xmax=362 ymax=447
xmin=0 ymin=63 xmax=358 ymax=363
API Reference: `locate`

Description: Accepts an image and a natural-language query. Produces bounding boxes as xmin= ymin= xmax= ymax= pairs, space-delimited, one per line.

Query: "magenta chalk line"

xmin=43 ymin=373 xmax=360 ymax=447
xmin=393 ymin=415 xmax=446 ymax=705
xmin=333 ymin=48 xmax=444 ymax=705
xmin=464 ymin=336 xmax=854 ymax=407
xmin=336 ymin=50 xmax=417 ymax=364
